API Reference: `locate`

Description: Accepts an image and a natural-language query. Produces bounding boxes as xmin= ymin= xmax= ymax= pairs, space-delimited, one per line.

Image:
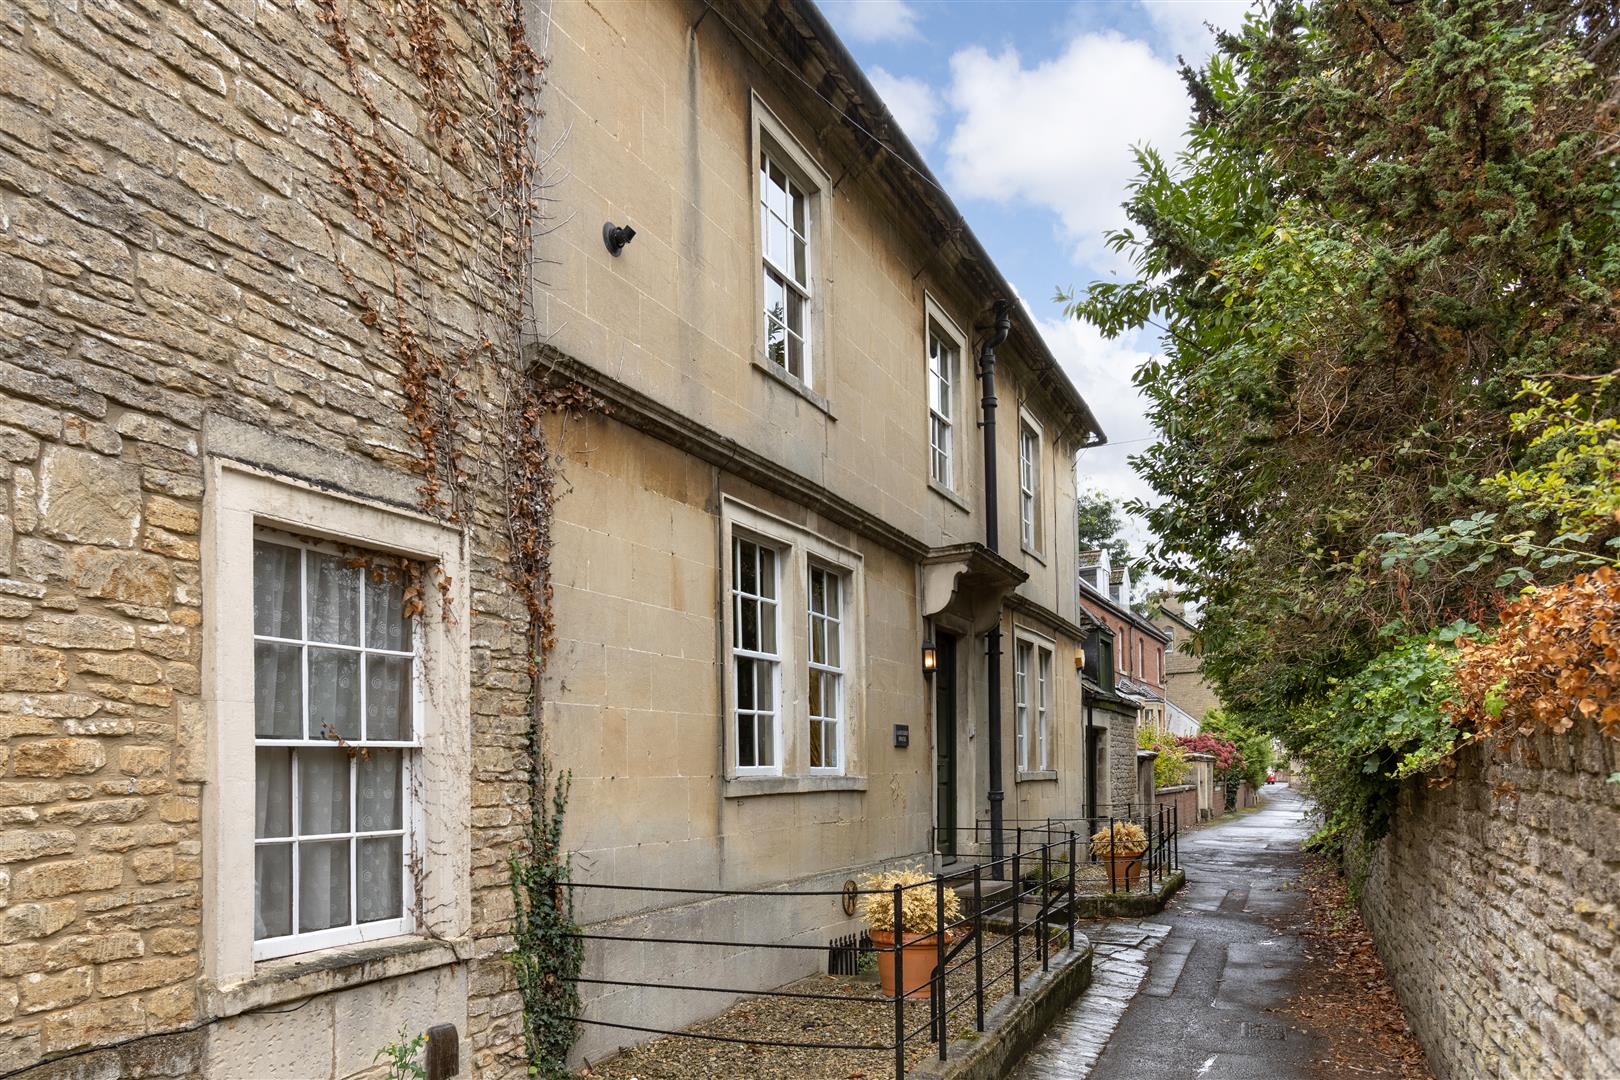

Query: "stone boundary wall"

xmin=1154 ymin=784 xmax=1197 ymax=833
xmin=1356 ymin=720 xmax=1620 ymax=1079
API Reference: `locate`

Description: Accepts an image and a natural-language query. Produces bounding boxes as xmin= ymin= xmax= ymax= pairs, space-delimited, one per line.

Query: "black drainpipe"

xmin=979 ymin=299 xmax=1011 ymax=879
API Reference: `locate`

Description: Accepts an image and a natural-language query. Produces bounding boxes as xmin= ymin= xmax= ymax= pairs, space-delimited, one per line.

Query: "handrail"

xmin=559 ymin=817 xmax=1180 ymax=1079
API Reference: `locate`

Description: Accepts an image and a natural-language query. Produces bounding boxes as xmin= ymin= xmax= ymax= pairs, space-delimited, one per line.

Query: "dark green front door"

xmin=935 ymin=633 xmax=958 ymax=861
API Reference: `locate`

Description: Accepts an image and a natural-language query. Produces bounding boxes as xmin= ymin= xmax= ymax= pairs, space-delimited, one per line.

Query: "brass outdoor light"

xmin=921 ymin=640 xmax=938 ymax=676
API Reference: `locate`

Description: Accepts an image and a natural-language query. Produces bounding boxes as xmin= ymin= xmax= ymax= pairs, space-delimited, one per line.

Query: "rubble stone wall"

xmin=1357 ymin=721 xmax=1620 ymax=1080
xmin=0 ymin=1 xmax=532 ymax=1074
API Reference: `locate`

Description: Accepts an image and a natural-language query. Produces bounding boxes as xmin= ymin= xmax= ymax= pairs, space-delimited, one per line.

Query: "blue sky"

xmin=818 ymin=0 xmax=1253 ymax=552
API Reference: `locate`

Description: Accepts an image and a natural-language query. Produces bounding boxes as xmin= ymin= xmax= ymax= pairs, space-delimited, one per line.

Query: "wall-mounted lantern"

xmin=921 ymin=640 xmax=938 ymax=676
xmin=603 ymin=221 xmax=636 ymax=256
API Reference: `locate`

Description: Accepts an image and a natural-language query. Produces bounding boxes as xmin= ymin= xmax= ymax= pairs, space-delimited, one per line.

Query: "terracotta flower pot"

xmin=1101 ymin=852 xmax=1143 ymax=891
xmin=869 ymin=928 xmax=956 ymax=1000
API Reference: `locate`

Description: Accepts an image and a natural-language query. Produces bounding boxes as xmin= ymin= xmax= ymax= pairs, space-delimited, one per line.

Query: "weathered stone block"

xmin=67 ymin=547 xmax=172 ymax=607
xmin=18 ymin=967 xmax=91 ymax=1014
xmin=12 ymin=739 xmax=106 ymax=778
xmin=0 ymin=901 xmax=78 ymax=944
xmin=97 ymin=955 xmax=196 ymax=998
xmin=0 ymin=646 xmax=68 ymax=692
xmin=37 ymin=446 xmax=141 ymax=548
xmin=14 ymin=856 xmax=124 ymax=900
xmin=76 ymin=651 xmax=164 ymax=685
xmin=0 ymin=830 xmax=77 ymax=864
xmin=23 ymin=613 xmax=137 ymax=651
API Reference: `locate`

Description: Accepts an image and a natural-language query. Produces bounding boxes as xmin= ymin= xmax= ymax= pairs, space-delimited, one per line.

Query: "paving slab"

xmin=1008 ymin=786 xmax=1324 ymax=1080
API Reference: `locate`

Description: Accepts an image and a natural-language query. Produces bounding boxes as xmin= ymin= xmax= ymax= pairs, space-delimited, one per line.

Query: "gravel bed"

xmin=579 ymin=924 xmax=1063 ymax=1079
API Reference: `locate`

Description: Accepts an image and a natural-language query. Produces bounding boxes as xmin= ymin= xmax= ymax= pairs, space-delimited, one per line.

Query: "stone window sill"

xmin=1021 ymin=542 xmax=1046 ymax=566
xmin=752 ymin=357 xmax=836 ymax=419
xmin=206 ymin=935 xmax=470 ymax=1019
xmin=723 ymin=774 xmax=868 ymax=798
xmin=928 ymin=479 xmax=971 ymax=513
xmin=1015 ymin=769 xmax=1058 ymax=783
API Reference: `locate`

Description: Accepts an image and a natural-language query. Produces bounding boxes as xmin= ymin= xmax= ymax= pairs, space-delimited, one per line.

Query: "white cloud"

xmin=1139 ymin=0 xmax=1254 ymax=64
xmin=869 ymin=67 xmax=942 ymax=147
xmin=827 ymin=0 xmax=921 ymax=44
xmin=942 ymin=34 xmax=1189 ymax=270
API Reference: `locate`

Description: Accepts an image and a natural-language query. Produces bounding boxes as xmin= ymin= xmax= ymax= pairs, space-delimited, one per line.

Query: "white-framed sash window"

xmin=1019 ymin=422 xmax=1039 ymax=550
xmin=732 ymin=536 xmax=782 ymax=774
xmin=1036 ymin=646 xmax=1051 ymax=771
xmin=807 ymin=564 xmax=844 ymax=772
xmin=204 ymin=459 xmax=470 ymax=987
xmin=927 ymin=326 xmax=956 ymax=488
xmin=761 ymin=149 xmax=812 ymax=382
xmin=722 ymin=498 xmax=863 ymax=783
xmin=1014 ymin=639 xmax=1033 ymax=773
xmin=251 ymin=532 xmax=418 ymax=960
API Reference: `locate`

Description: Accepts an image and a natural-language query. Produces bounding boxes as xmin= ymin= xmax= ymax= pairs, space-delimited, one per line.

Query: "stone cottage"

xmin=0 ymin=0 xmax=1121 ymax=1075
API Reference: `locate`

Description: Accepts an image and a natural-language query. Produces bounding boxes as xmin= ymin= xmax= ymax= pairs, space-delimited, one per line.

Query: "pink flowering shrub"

xmin=1176 ymin=733 xmax=1245 ymax=779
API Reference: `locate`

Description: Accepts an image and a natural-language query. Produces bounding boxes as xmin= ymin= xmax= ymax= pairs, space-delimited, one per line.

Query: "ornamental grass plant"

xmin=1089 ymin=821 xmax=1148 ymax=858
xmin=857 ymin=866 xmax=962 ymax=936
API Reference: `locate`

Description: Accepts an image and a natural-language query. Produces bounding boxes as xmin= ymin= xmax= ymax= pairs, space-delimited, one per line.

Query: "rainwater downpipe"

xmin=979 ymin=299 xmax=1011 ymax=879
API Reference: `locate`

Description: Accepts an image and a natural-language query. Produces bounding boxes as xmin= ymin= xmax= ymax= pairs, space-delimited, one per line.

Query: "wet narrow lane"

xmin=1011 ymin=787 xmax=1325 ymax=1080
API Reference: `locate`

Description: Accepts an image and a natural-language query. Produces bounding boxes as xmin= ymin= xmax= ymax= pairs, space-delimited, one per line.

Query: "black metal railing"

xmin=557 ymin=807 xmax=1179 ymax=1078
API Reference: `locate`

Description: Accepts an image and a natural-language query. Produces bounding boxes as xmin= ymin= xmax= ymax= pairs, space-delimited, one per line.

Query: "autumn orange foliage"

xmin=1449 ymin=566 xmax=1620 ymax=743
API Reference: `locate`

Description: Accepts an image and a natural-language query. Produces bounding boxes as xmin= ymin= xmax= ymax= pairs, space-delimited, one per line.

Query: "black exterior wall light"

xmin=603 ymin=221 xmax=636 ymax=256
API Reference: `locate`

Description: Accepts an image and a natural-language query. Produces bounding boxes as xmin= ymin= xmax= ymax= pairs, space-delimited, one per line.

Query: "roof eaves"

xmin=770 ymin=0 xmax=1107 ymax=447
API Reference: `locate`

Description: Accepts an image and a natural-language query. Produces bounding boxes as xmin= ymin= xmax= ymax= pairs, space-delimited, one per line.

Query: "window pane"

xmin=256 ymin=748 xmax=292 ymax=838
xmin=825 ymin=616 xmax=840 ymax=667
xmin=810 ymin=569 xmax=825 ymax=614
xmin=758 ymin=600 xmax=776 ymax=653
xmin=792 ymin=235 xmax=807 ymax=287
xmin=255 ymin=843 xmax=292 ymax=940
xmin=756 ymin=713 xmax=774 ymax=768
xmin=766 ymin=214 xmax=789 ymax=270
xmin=738 ymin=540 xmax=757 ymax=594
xmin=739 ymin=597 xmax=759 ymax=652
xmin=785 ymin=288 xmax=805 ymax=335
xmin=759 ymin=548 xmax=776 ymax=600
xmin=253 ymin=542 xmax=301 ymax=638
xmin=358 ymin=836 xmax=403 ymax=923
xmin=298 ymin=840 xmax=350 ymax=932
xmin=309 ymin=647 xmax=361 ymax=741
xmin=736 ymin=656 xmax=756 ymax=710
xmin=365 ymin=570 xmax=412 ymax=652
xmin=358 ymin=751 xmax=402 ymax=831
xmin=306 ymin=552 xmax=361 ymax=645
xmin=809 ymin=718 xmax=823 ymax=769
xmin=787 ymin=333 xmax=804 ymax=378
xmin=299 ymin=748 xmax=350 ymax=835
xmin=365 ymin=655 xmax=412 ymax=741
xmin=770 ymin=160 xmax=788 ymax=207
xmin=737 ymin=711 xmax=755 ymax=769
xmin=254 ymin=642 xmax=302 ymax=739
xmin=809 ymin=669 xmax=823 ymax=717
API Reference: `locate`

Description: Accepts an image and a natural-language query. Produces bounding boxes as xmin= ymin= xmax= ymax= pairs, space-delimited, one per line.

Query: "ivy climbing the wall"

xmin=510 ymin=762 xmax=582 ymax=1078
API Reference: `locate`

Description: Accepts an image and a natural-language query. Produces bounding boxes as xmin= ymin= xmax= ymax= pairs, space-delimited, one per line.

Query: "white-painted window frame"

xmin=249 ymin=530 xmax=419 ymax=960
xmin=721 ymin=498 xmax=864 ymax=782
xmin=731 ymin=533 xmax=783 ymax=776
xmin=202 ymin=460 xmax=469 ymax=987
xmin=1018 ymin=416 xmax=1042 ymax=553
xmin=806 ymin=562 xmax=844 ymax=774
xmin=751 ymin=94 xmax=834 ymax=398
